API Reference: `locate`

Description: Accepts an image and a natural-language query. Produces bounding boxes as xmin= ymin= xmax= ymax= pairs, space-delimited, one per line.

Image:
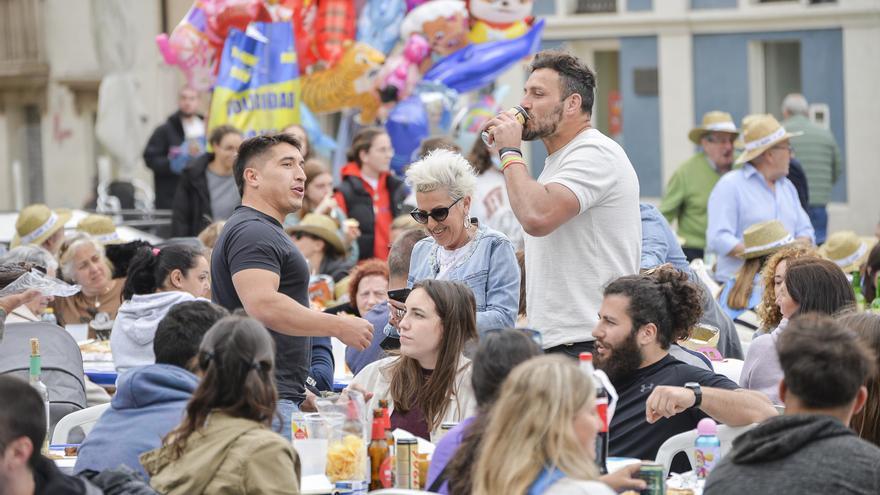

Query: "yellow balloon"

xmin=301 ymin=42 xmax=386 ymax=125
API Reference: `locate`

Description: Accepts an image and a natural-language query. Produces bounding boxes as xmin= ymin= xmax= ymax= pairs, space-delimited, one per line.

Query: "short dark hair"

xmin=0 ymin=375 xmax=45 ymax=466
xmin=472 ymin=330 xmax=542 ymax=408
xmin=785 ymin=257 xmax=856 ymax=317
xmin=418 ymin=135 xmax=461 ymax=159
xmin=154 ymin=301 xmax=229 ymax=369
xmin=528 ymin=49 xmax=596 ymax=114
xmin=208 ymin=125 xmax=242 ymax=147
xmin=233 ymin=133 xmax=302 ymax=196
xmin=603 ymin=266 xmax=703 ymax=349
xmin=778 ymin=313 xmax=876 ymax=409
xmin=387 ymin=228 xmax=427 ymax=280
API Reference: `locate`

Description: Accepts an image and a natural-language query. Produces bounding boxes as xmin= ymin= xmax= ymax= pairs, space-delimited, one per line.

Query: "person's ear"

xmin=243 ymin=166 xmax=260 ymax=188
xmin=169 ymin=269 xmax=184 ymax=289
xmin=637 ymin=323 xmax=657 ymax=346
xmin=462 ymin=196 xmax=471 ymax=213
xmin=6 ymin=436 xmax=34 ymax=469
xmin=852 ymin=385 xmax=869 ymax=415
xmin=778 ymin=380 xmax=788 ymax=406
xmin=566 ymin=93 xmax=582 ymax=115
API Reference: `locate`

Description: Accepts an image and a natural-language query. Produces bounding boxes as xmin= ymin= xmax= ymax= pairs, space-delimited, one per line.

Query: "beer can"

xmin=395 ymin=438 xmax=418 ymax=489
xmin=638 ymin=462 xmax=666 ymax=495
xmin=481 ymin=106 xmax=529 ymax=146
xmin=334 ymin=480 xmax=368 ymax=494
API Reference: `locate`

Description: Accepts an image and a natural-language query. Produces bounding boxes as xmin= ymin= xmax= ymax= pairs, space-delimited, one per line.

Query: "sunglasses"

xmin=410 ymin=197 xmax=463 ymax=224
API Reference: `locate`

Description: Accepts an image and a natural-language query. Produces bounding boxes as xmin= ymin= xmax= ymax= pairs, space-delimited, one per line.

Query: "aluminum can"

xmin=481 ymin=105 xmax=529 ymax=145
xmin=638 ymin=462 xmax=666 ymax=495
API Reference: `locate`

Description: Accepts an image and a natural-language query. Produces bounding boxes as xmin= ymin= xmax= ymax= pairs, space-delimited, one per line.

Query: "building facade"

xmin=535 ymin=0 xmax=879 ymax=234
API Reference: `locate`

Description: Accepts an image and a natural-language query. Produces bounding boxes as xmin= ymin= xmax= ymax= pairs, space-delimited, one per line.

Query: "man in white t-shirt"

xmin=482 ymin=50 xmax=641 ymax=356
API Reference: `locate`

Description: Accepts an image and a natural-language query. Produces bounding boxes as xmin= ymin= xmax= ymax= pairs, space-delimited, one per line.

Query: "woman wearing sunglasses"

xmin=404 ymin=149 xmax=520 ymax=332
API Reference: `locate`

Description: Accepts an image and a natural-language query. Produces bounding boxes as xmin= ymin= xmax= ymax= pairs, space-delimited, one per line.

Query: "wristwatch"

xmin=685 ymin=382 xmax=702 ymax=409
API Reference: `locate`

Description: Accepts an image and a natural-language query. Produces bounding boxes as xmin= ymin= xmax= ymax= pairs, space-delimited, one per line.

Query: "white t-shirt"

xmin=545 ymin=478 xmax=616 ymax=495
xmin=472 ymin=168 xmax=525 ymax=250
xmin=181 ymin=115 xmax=205 ymax=139
xmin=436 ymin=239 xmax=474 ymax=280
xmin=525 ymin=128 xmax=641 ymax=348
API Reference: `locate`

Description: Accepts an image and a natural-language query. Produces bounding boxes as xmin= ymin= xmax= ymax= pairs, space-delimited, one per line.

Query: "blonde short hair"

xmin=405 ymin=148 xmax=477 ymax=200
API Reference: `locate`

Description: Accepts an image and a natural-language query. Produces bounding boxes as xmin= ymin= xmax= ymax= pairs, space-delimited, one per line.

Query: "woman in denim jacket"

xmin=404 ymin=149 xmax=520 ymax=332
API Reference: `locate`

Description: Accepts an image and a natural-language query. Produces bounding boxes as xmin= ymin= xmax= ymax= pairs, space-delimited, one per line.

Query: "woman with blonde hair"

xmin=53 ymin=234 xmax=125 ymax=328
xmin=472 ymin=355 xmax=614 ymax=495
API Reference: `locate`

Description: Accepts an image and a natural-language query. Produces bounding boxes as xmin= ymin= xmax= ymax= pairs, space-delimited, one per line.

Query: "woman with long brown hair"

xmin=141 ymin=316 xmax=300 ymax=494
xmin=754 ymin=244 xmax=815 ymax=333
xmin=839 ymin=312 xmax=880 ymax=447
xmin=348 ymin=279 xmax=477 ymax=441
xmin=472 ymin=356 xmax=614 ymax=495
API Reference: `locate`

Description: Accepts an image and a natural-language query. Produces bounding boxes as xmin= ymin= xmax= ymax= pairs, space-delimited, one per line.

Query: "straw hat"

xmin=818 ymin=231 xmax=877 ymax=273
xmin=285 ymin=214 xmax=346 ymax=255
xmin=734 ymin=114 xmax=803 ymax=165
xmin=10 ymin=204 xmax=72 ymax=248
xmin=688 ymin=111 xmax=740 ymax=144
xmin=76 ymin=214 xmax=124 ymax=245
xmin=740 ymin=220 xmax=796 ymax=259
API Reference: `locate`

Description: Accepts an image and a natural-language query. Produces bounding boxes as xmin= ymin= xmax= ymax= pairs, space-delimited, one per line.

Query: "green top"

xmin=783 ymin=115 xmax=842 ymax=206
xmin=659 ymin=152 xmax=723 ymax=250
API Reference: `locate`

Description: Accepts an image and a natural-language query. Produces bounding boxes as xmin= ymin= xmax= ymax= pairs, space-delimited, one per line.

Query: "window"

xmin=24 ymin=105 xmax=45 ymax=203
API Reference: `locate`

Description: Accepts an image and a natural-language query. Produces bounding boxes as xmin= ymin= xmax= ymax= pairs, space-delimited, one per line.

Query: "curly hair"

xmin=603 ymin=266 xmax=703 ymax=349
xmin=755 ymin=245 xmax=816 ymax=330
xmin=347 ymin=259 xmax=390 ymax=316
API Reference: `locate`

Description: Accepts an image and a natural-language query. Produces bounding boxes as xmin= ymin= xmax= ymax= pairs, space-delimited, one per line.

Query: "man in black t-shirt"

xmin=593 ymin=267 xmax=776 ymax=468
xmin=211 ymin=134 xmax=373 ymax=439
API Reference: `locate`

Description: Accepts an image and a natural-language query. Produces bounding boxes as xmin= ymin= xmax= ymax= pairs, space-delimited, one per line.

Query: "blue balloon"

xmin=357 ymin=0 xmax=406 ymax=55
xmin=300 ymin=103 xmax=337 ymax=156
xmin=422 ymin=19 xmax=545 ymax=94
xmin=385 ymin=94 xmax=429 ymax=175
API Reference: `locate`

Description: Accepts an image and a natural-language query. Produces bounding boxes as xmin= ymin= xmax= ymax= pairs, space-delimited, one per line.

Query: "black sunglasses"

xmin=410 ymin=197 xmax=463 ymax=224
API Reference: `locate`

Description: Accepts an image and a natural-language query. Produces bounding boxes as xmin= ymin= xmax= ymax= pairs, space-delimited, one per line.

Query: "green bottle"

xmin=852 ymin=272 xmax=866 ymax=311
xmin=29 ymin=338 xmax=50 ymax=455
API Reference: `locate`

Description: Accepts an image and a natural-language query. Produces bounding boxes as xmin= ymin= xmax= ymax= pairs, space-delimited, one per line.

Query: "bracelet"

xmin=498 ymin=147 xmax=522 ymax=158
xmin=500 ymin=158 xmax=526 ymax=172
xmin=500 ymin=153 xmax=522 ymax=167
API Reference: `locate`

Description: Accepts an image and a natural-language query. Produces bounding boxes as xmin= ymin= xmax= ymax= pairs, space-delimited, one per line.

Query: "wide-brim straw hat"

xmin=734 ymin=114 xmax=803 ymax=165
xmin=739 ymin=220 xmax=796 ymax=260
xmin=818 ymin=231 xmax=877 ymax=273
xmin=688 ymin=111 xmax=740 ymax=144
xmin=76 ymin=214 xmax=124 ymax=245
xmin=285 ymin=213 xmax=346 ymax=255
xmin=10 ymin=204 xmax=72 ymax=248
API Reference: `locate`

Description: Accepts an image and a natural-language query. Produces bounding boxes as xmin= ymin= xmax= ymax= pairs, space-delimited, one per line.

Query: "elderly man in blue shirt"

xmin=707 ymin=114 xmax=814 ymax=283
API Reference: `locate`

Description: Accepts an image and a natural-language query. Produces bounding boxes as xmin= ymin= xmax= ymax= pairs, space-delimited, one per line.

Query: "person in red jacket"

xmin=335 ymin=127 xmax=408 ymax=260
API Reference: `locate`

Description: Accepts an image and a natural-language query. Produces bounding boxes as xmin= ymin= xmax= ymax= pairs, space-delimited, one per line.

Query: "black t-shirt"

xmin=609 ymin=354 xmax=738 ymax=467
xmin=212 ymin=205 xmax=311 ymax=402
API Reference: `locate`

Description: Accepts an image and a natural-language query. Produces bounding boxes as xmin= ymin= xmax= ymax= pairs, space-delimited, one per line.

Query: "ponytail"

xmin=123 ymin=244 xmax=204 ymax=299
xmin=604 ymin=266 xmax=703 ymax=349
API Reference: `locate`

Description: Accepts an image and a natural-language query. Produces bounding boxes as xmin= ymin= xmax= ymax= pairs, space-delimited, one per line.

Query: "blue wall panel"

xmin=628 ymin=0 xmax=653 ymax=11
xmin=692 ymin=0 xmax=738 ymax=9
xmin=693 ymin=29 xmax=846 ymax=200
xmin=620 ymin=36 xmax=661 ymax=196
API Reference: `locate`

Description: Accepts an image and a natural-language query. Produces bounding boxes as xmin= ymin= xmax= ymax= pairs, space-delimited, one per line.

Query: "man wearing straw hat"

xmin=707 ymin=115 xmax=814 ymax=283
xmin=10 ymin=204 xmax=72 ymax=257
xmin=660 ymin=111 xmax=739 ymax=261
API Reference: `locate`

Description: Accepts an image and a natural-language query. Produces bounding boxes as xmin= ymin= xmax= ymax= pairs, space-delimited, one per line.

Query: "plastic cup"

xmin=294 ymin=439 xmax=329 ymax=477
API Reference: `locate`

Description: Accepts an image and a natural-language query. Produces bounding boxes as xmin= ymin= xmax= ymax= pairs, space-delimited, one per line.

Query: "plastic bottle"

xmin=694 ymin=418 xmax=721 ymax=479
xmin=30 ymin=338 xmax=50 ymax=454
xmin=369 ymin=409 xmax=389 ymax=490
xmin=41 ymin=307 xmax=57 ymax=325
xmin=579 ymin=352 xmax=608 ymax=474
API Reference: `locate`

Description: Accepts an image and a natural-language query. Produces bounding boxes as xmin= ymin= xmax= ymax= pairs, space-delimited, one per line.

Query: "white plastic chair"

xmin=50 ymin=403 xmax=110 ymax=445
xmin=654 ymin=423 xmax=756 ymax=478
xmin=712 ymin=359 xmax=745 ymax=386
xmin=690 ymin=259 xmax=722 ymax=298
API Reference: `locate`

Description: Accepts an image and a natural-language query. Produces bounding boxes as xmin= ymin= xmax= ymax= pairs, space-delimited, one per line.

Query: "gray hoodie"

xmin=705 ymin=414 xmax=880 ymax=494
xmin=110 ymin=291 xmax=203 ymax=372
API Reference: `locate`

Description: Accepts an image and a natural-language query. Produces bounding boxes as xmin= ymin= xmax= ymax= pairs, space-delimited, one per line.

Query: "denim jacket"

xmin=407 ymin=224 xmax=520 ymax=331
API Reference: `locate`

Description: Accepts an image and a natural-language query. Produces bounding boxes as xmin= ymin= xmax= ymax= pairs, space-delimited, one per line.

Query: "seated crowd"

xmin=2 ymin=50 xmax=880 ymax=495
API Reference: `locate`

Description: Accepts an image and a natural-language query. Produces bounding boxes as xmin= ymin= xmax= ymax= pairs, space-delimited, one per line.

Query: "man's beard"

xmin=522 ymin=102 xmax=564 ymax=141
xmin=594 ymin=329 xmax=643 ymax=385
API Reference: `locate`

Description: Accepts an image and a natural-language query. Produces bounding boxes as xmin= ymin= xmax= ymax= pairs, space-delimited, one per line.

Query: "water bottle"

xmin=41 ymin=307 xmax=57 ymax=325
xmin=694 ymin=418 xmax=721 ymax=479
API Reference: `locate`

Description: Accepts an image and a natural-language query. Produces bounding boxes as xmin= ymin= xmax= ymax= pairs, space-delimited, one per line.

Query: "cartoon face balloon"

xmin=401 ymin=1 xmax=470 ymax=57
xmin=469 ymin=0 xmax=533 ymax=25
